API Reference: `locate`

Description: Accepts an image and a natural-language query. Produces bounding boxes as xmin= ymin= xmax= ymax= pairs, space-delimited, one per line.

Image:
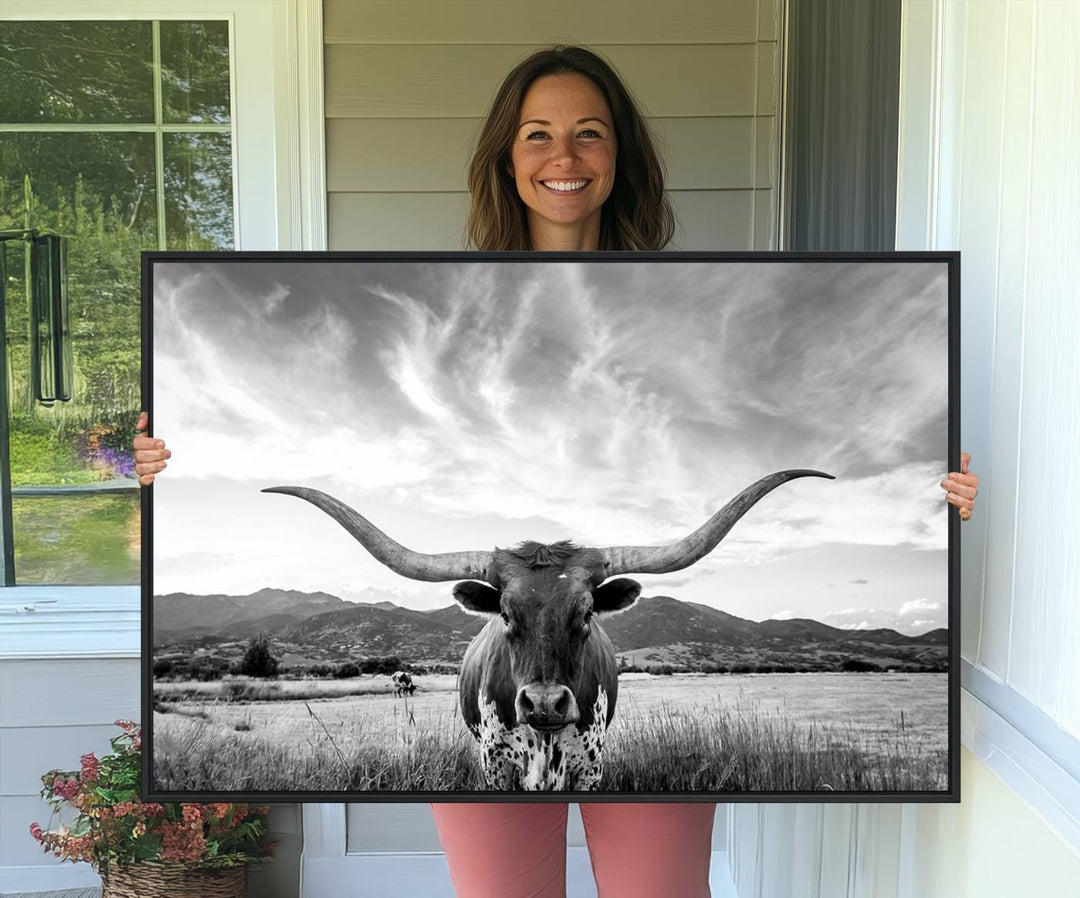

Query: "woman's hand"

xmin=941 ymin=451 xmax=979 ymax=521
xmin=133 ymin=411 xmax=171 ymax=486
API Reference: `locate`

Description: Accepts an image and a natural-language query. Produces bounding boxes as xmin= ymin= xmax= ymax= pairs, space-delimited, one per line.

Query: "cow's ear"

xmin=592 ymin=578 xmax=641 ymax=614
xmin=453 ymin=580 xmax=502 ymax=615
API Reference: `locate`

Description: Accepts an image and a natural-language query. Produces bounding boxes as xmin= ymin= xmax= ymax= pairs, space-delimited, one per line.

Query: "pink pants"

xmin=430 ymin=802 xmax=716 ymax=898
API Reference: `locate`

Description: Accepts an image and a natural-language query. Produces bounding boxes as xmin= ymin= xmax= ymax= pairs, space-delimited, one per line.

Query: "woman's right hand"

xmin=133 ymin=411 xmax=171 ymax=486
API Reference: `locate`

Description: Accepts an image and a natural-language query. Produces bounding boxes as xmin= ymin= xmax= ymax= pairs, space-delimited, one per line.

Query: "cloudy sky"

xmin=152 ymin=259 xmax=949 ymax=635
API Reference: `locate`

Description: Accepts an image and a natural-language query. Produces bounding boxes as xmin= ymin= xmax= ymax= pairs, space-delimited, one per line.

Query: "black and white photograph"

xmin=145 ymin=253 xmax=957 ymax=800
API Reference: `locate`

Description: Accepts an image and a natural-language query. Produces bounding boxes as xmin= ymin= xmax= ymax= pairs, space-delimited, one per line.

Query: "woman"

xmin=134 ymin=46 xmax=978 ymax=898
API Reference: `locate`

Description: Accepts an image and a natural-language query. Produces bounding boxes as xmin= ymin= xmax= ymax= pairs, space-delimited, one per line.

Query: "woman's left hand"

xmin=941 ymin=451 xmax=979 ymax=521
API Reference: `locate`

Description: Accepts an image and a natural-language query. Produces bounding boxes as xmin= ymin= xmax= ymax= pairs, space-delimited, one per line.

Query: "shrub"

xmin=237 ymin=636 xmax=279 ymax=678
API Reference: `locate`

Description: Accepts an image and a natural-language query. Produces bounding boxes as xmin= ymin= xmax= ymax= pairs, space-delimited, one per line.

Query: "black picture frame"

xmin=142 ymin=250 xmax=960 ymax=803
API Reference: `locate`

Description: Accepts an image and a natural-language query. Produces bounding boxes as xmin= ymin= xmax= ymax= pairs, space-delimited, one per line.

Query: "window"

xmin=0 ymin=18 xmax=234 ymax=585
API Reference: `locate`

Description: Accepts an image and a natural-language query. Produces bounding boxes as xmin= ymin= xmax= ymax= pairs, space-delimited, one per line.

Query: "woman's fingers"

xmin=134 ymin=447 xmax=171 ymax=463
xmin=944 ymin=490 xmax=975 ymax=512
xmin=133 ymin=410 xmax=170 ymax=485
xmin=941 ymin=453 xmax=978 ymax=522
xmin=940 ymin=476 xmax=978 ymax=499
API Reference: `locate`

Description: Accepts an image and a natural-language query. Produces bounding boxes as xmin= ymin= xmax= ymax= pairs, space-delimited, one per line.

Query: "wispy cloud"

xmin=152 ymin=259 xmax=949 ymax=615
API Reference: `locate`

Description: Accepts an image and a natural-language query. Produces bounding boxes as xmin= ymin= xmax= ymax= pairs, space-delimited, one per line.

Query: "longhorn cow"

xmin=264 ymin=469 xmax=832 ymax=791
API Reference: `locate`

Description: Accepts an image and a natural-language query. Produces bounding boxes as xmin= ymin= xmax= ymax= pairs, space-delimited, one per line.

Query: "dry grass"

xmin=152 ymin=672 xmax=948 ymax=794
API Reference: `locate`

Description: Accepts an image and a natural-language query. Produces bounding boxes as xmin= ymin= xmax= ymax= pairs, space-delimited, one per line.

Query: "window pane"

xmin=160 ymin=21 xmax=232 ymax=124
xmin=0 ymin=21 xmax=154 ymax=124
xmin=12 ymin=494 xmax=140 ymax=585
xmin=2 ymin=130 xmax=147 ymax=585
xmin=164 ymin=133 xmax=235 ymax=250
xmin=2 ymin=131 xmax=152 ymax=510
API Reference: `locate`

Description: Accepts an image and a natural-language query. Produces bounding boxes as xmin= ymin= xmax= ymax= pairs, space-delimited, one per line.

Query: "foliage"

xmin=334 ymin=661 xmax=361 ymax=679
xmin=1 ymin=20 xmax=233 ymax=582
xmin=236 ymin=635 xmax=279 ymax=678
xmin=30 ymin=721 xmax=274 ymax=875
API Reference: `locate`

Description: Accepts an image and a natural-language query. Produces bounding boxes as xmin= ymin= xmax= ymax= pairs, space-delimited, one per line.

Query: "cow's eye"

xmin=500 ymin=611 xmax=511 ymax=626
xmin=583 ymin=610 xmax=593 ymax=625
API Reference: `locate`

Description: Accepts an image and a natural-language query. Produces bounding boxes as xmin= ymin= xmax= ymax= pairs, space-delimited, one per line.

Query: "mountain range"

xmin=153 ymin=588 xmax=948 ymax=672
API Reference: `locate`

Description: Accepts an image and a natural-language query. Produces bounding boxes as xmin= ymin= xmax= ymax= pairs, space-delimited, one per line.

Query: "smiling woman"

xmin=508 ymin=73 xmax=618 ymax=250
xmin=465 ymin=45 xmax=674 ymax=252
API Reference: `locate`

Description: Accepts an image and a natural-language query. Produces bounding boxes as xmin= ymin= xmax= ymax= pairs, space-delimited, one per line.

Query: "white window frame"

xmin=0 ymin=0 xmax=326 ymax=659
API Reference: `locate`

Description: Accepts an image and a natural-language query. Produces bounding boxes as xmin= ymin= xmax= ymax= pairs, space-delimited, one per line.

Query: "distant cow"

xmin=392 ymin=670 xmax=416 ymax=696
xmin=264 ymin=470 xmax=831 ymax=790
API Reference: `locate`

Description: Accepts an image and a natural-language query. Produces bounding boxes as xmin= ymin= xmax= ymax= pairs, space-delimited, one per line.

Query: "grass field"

xmin=152 ymin=672 xmax=948 ymax=794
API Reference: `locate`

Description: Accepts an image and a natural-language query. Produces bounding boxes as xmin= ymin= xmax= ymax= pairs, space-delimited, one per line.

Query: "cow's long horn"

xmin=599 ymin=470 xmax=834 ymax=576
xmin=262 ymin=486 xmax=493 ymax=583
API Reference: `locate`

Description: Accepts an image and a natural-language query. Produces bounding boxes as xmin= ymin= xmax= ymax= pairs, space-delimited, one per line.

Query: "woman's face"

xmin=509 ymin=73 xmax=617 ymax=248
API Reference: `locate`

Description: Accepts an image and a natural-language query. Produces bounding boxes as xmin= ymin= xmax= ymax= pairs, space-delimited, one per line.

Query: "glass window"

xmin=0 ymin=19 xmax=234 ymax=585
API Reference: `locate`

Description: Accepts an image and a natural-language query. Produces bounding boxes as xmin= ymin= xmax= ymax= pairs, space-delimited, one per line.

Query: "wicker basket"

xmin=100 ymin=862 xmax=247 ymax=898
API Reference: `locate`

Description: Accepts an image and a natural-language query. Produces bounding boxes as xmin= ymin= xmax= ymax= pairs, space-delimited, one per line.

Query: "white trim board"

xmin=299 ymin=848 xmax=737 ymax=898
xmin=961 ymin=685 xmax=1080 ymax=853
xmin=0 ymin=588 xmax=139 ymax=660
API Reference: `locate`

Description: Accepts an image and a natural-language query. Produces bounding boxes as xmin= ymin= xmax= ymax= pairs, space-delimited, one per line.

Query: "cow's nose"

xmin=516 ymin=683 xmax=580 ymax=730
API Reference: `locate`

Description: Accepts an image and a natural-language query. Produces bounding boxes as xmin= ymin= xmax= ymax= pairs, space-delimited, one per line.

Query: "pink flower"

xmin=160 ymin=821 xmax=205 ymax=863
xmin=181 ymin=804 xmax=203 ymax=824
xmin=80 ymin=753 xmax=99 ymax=782
xmin=29 ymin=822 xmax=43 ymax=842
xmin=52 ymin=778 xmax=80 ymax=801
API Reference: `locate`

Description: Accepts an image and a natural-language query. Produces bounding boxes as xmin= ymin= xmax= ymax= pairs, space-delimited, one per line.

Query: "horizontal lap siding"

xmin=325 ymin=45 xmax=760 ymax=118
xmin=324 ymin=1 xmax=762 ymax=45
xmin=0 ymin=658 xmax=139 ymax=869
xmin=325 ymin=0 xmax=781 ymax=252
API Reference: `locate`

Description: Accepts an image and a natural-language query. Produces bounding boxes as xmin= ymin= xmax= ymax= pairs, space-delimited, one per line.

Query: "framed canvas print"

xmin=142 ymin=251 xmax=959 ymax=802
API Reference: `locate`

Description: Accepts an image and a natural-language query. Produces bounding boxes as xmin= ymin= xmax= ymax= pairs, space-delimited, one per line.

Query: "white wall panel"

xmin=899 ymin=0 xmax=1080 ymax=737
xmin=953 ymin=0 xmax=1010 ymax=677
xmin=1006 ymin=1 xmax=1080 ymax=730
xmin=980 ymin=0 xmax=1035 ymax=688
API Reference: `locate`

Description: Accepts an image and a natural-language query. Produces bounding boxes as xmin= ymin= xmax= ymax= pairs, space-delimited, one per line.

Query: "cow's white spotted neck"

xmin=476 ymin=687 xmax=608 ymax=791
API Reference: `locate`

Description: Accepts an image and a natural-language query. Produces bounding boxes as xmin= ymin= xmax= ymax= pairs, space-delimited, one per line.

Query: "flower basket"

xmin=101 ymin=861 xmax=247 ymax=898
xmin=30 ymin=721 xmax=274 ymax=891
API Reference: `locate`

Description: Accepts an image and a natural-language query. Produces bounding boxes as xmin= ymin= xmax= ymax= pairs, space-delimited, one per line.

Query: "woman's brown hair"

xmin=466 ymin=45 xmax=676 ymax=252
